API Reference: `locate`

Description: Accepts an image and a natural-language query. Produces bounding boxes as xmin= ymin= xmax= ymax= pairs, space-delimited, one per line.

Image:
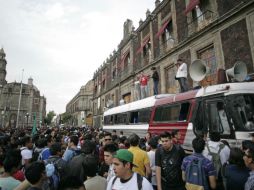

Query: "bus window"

xmin=206 ymin=101 xmax=231 ymax=135
xmin=232 ymin=94 xmax=254 ymax=130
xmin=139 ymin=109 xmax=151 ymax=123
xmin=130 ymin=111 xmax=139 ymax=123
xmin=154 ymin=103 xmax=189 ymax=123
xmin=104 ymin=116 xmax=112 ymax=125
xmin=116 ymin=113 xmax=128 ymax=124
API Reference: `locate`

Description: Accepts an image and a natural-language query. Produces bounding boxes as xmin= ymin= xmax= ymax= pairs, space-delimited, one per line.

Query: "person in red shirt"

xmin=139 ymin=72 xmax=149 ymax=99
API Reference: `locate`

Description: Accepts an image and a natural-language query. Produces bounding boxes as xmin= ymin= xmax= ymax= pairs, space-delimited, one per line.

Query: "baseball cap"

xmin=113 ymin=149 xmax=137 ymax=166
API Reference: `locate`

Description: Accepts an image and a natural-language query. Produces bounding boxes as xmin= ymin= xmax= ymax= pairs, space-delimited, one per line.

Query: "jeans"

xmin=178 ymin=77 xmax=188 ymax=92
xmin=140 ymin=85 xmax=148 ymax=99
xmin=153 ymin=80 xmax=159 ymax=95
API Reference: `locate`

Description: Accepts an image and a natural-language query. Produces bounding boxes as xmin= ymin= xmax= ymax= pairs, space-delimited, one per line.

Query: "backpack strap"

xmin=206 ymin=144 xmax=212 ymax=154
xmin=136 ymin=173 xmax=143 ymax=190
xmin=111 ymin=174 xmax=143 ymax=190
xmin=112 ymin=176 xmax=118 ymax=186
xmin=218 ymin=144 xmax=225 ymax=154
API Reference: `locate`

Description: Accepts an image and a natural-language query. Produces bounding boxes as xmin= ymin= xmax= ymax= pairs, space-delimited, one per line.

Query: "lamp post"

xmin=25 ymin=113 xmax=29 ymax=128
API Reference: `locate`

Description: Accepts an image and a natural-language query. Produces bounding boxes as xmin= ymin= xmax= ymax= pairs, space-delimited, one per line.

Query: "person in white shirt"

xmin=203 ymin=132 xmax=230 ymax=166
xmin=20 ymin=136 xmax=33 ymax=168
xmin=175 ymin=58 xmax=189 ymax=92
xmin=107 ymin=149 xmax=153 ymax=190
xmin=147 ymin=138 xmax=158 ymax=189
xmin=104 ymin=143 xmax=118 ymax=182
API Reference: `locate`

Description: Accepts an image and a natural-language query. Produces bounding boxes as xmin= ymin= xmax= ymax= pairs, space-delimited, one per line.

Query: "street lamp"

xmin=25 ymin=113 xmax=30 ymax=128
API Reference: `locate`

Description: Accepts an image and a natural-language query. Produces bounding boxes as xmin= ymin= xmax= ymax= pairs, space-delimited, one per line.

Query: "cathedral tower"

xmin=0 ymin=48 xmax=7 ymax=86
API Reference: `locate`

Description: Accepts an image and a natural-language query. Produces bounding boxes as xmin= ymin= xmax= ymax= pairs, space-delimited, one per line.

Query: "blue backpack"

xmin=185 ymin=157 xmax=209 ymax=190
xmin=45 ymin=159 xmax=61 ymax=190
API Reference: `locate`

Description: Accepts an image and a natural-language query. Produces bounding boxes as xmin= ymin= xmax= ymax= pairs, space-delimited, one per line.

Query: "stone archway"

xmin=86 ymin=113 xmax=93 ymax=127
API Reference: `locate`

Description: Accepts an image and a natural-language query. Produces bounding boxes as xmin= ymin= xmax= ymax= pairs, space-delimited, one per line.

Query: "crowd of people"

xmin=0 ymin=126 xmax=254 ymax=190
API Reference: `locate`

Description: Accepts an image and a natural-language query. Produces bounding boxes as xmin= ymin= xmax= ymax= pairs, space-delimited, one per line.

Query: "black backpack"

xmin=111 ymin=173 xmax=143 ymax=190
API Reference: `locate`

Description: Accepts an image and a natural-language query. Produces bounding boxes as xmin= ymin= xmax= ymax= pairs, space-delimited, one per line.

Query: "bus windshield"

xmin=231 ymin=94 xmax=254 ymax=131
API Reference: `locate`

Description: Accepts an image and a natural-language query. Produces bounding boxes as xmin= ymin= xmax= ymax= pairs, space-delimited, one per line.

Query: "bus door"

xmin=203 ymin=97 xmax=235 ymax=139
xmin=227 ymin=94 xmax=254 ymax=140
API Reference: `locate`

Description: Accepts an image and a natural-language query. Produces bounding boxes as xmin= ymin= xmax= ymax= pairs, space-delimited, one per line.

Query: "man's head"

xmin=176 ymin=58 xmax=183 ymax=65
xmin=104 ymin=132 xmax=112 ymax=145
xmin=104 ymin=143 xmax=118 ymax=165
xmin=242 ymin=140 xmax=254 ymax=151
xmin=128 ymin=133 xmax=140 ymax=147
xmin=113 ymin=149 xmax=135 ymax=178
xmin=160 ymin=132 xmax=173 ymax=150
xmin=243 ymin=146 xmax=254 ymax=169
xmin=3 ymin=149 xmax=21 ymax=174
xmin=149 ymin=137 xmax=158 ymax=150
xmin=81 ymin=140 xmax=96 ymax=154
xmin=49 ymin=142 xmax=62 ymax=156
xmin=192 ymin=137 xmax=205 ymax=153
xmin=22 ymin=136 xmax=33 ymax=149
xmin=25 ymin=162 xmax=46 ymax=185
xmin=69 ymin=135 xmax=79 ymax=147
xmin=209 ymin=132 xmax=221 ymax=142
xmin=172 ymin=129 xmax=181 ymax=140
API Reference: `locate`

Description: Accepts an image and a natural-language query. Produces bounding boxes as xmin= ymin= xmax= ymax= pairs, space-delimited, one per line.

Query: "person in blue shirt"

xmin=62 ymin=135 xmax=80 ymax=162
xmin=223 ymin=147 xmax=249 ymax=190
xmin=181 ymin=137 xmax=217 ymax=190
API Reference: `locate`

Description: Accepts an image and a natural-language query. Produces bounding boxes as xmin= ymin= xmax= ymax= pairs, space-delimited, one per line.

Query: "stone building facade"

xmin=0 ymin=48 xmax=46 ymax=128
xmin=66 ymin=80 xmax=93 ymax=127
xmin=92 ymin=0 xmax=254 ymax=128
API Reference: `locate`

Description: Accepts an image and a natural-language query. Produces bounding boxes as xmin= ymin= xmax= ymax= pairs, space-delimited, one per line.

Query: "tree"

xmin=61 ymin=112 xmax=72 ymax=124
xmin=44 ymin=111 xmax=56 ymax=125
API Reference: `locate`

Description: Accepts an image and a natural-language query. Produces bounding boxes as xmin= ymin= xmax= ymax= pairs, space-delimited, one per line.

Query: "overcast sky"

xmin=0 ymin=0 xmax=155 ymax=114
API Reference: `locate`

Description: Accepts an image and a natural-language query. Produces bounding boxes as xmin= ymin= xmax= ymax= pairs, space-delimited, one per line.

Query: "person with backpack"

xmin=181 ymin=137 xmax=217 ymax=190
xmin=45 ymin=143 xmax=67 ymax=184
xmin=62 ymin=135 xmax=80 ymax=162
xmin=106 ymin=149 xmax=153 ymax=190
xmin=38 ymin=135 xmax=53 ymax=161
xmin=202 ymin=132 xmax=230 ymax=189
xmin=155 ymin=132 xmax=185 ymax=190
xmin=25 ymin=162 xmax=47 ymax=190
xmin=68 ymin=140 xmax=97 ymax=182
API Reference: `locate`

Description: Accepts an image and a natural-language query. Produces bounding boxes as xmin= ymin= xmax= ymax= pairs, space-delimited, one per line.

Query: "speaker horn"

xmin=226 ymin=61 xmax=247 ymax=82
xmin=190 ymin=59 xmax=209 ymax=82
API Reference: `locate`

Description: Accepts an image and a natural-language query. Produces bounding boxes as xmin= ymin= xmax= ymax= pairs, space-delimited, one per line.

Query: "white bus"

xmin=103 ymin=94 xmax=173 ymax=137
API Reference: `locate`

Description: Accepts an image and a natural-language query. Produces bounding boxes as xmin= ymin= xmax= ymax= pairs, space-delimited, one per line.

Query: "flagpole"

xmin=16 ymin=69 xmax=24 ymax=128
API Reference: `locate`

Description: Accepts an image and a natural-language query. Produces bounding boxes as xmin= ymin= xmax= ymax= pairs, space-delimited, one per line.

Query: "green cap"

xmin=114 ymin=149 xmax=135 ymax=165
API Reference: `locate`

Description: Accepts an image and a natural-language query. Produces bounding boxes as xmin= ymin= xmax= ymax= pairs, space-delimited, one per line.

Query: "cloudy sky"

xmin=0 ymin=0 xmax=155 ymax=114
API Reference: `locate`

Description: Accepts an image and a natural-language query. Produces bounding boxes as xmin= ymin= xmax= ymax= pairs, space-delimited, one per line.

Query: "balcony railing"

xmin=187 ymin=10 xmax=215 ymax=37
xmin=159 ymin=37 xmax=175 ymax=57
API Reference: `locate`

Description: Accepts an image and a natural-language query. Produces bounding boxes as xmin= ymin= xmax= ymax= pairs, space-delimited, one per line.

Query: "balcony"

xmin=187 ymin=10 xmax=215 ymax=37
xmin=159 ymin=36 xmax=175 ymax=56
